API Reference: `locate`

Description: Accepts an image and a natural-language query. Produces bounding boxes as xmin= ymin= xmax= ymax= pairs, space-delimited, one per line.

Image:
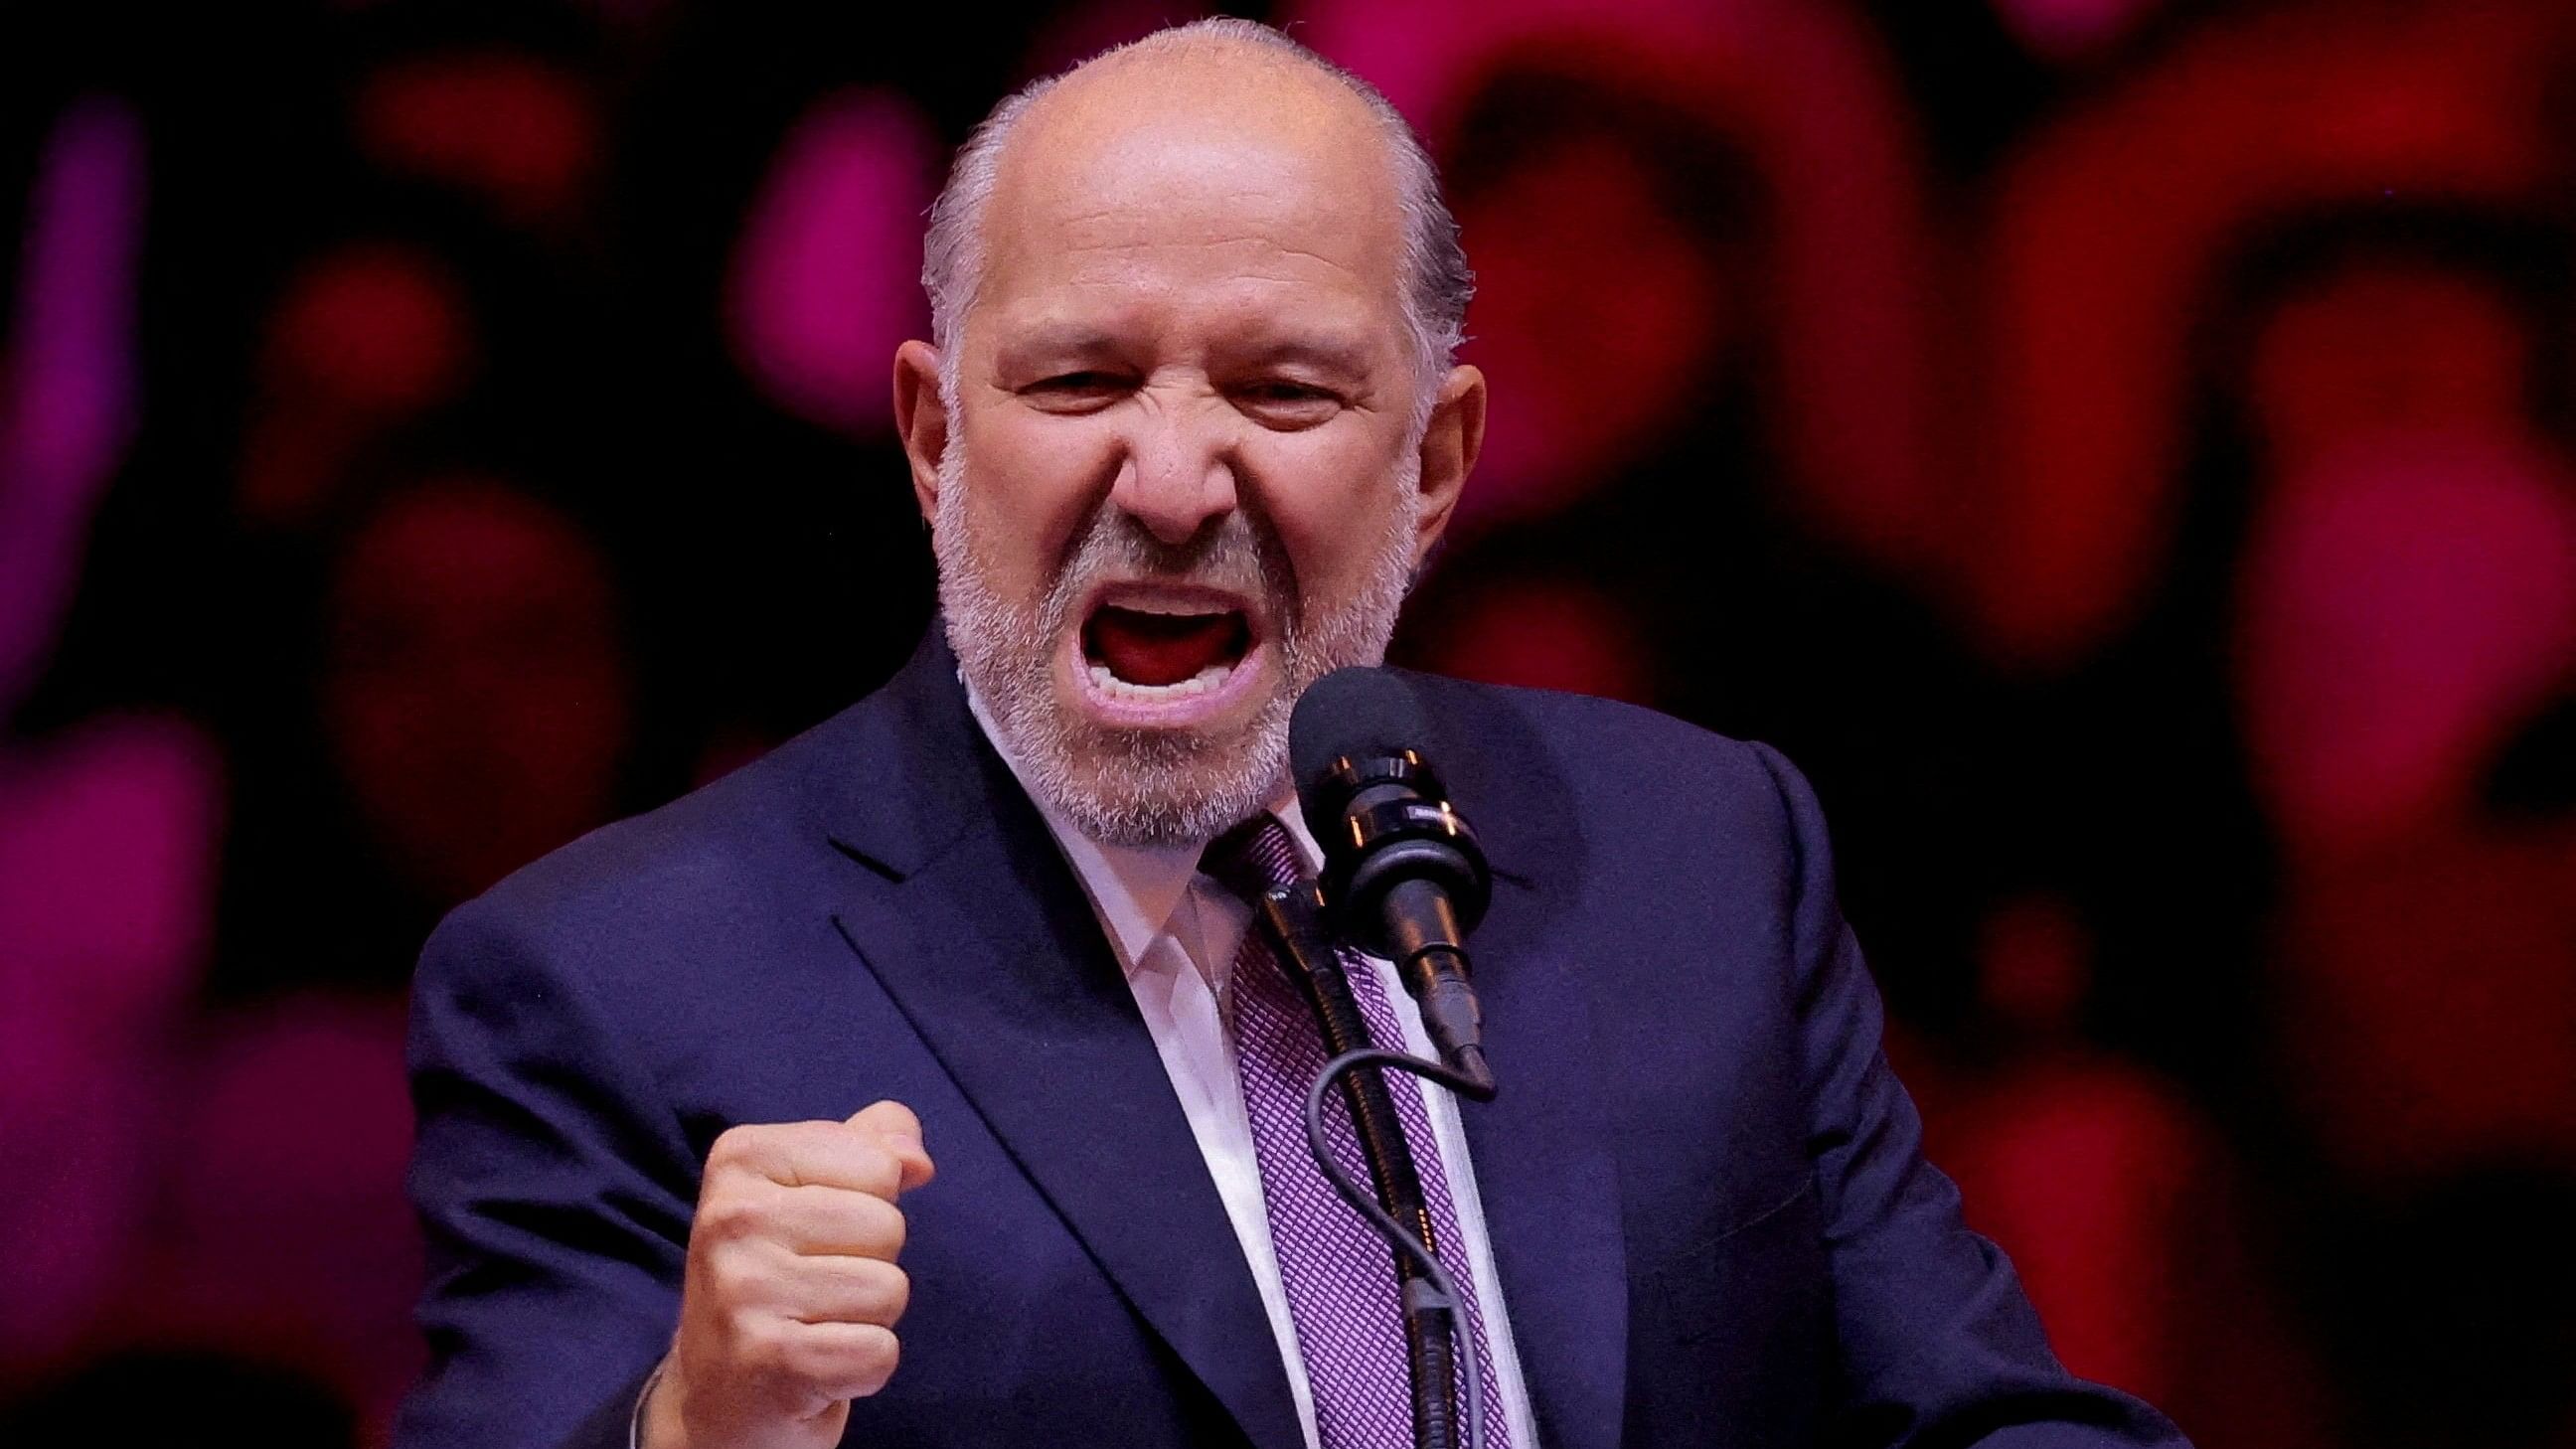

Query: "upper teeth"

xmin=1114 ymin=597 xmax=1231 ymax=617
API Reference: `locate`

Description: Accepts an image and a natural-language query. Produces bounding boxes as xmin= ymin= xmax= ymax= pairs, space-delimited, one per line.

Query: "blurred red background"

xmin=5 ymin=2 xmax=2574 ymax=1445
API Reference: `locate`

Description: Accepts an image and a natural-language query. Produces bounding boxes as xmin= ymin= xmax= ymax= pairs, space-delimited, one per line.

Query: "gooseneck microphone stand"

xmin=1253 ymin=881 xmax=1498 ymax=1449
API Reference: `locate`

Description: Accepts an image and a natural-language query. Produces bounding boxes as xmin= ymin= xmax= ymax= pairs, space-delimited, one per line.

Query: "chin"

xmin=1044 ymin=700 xmax=1292 ymax=849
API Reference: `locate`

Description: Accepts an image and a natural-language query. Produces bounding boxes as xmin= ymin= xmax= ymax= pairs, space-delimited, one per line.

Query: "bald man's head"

xmin=920 ymin=19 xmax=1471 ymax=409
xmin=891 ymin=19 xmax=1488 ymax=847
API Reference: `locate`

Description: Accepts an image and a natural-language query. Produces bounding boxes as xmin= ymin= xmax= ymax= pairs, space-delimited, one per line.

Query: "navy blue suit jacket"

xmin=396 ymin=630 xmax=2188 ymax=1449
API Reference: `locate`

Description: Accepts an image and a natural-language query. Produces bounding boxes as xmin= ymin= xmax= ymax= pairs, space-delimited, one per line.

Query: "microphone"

xmin=1290 ymin=667 xmax=1496 ymax=1094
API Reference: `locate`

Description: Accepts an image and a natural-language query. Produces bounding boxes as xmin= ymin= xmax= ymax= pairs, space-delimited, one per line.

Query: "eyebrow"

xmin=1230 ymin=335 xmax=1374 ymax=380
xmin=991 ymin=322 xmax=1384 ymax=381
xmin=995 ymin=325 xmax=1129 ymax=366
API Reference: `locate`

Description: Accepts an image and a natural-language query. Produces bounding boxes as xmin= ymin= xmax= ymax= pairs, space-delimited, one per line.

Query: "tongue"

xmin=1088 ymin=607 xmax=1242 ymax=687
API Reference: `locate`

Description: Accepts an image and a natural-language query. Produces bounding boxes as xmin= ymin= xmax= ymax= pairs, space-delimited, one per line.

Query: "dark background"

xmin=5 ymin=1 xmax=2574 ymax=1444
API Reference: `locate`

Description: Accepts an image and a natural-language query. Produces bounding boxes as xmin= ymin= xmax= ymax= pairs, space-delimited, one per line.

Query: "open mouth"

xmin=1083 ymin=600 xmax=1250 ymax=695
xmin=1071 ymin=587 xmax=1266 ymax=721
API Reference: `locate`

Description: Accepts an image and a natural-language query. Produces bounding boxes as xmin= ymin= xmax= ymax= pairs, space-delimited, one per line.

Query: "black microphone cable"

xmin=1253 ymin=881 xmax=1495 ymax=1449
xmin=1304 ymin=1046 xmax=1493 ymax=1449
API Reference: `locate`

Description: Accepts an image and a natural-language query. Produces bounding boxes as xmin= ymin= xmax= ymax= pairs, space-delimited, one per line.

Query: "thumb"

xmin=846 ymin=1099 xmax=935 ymax=1196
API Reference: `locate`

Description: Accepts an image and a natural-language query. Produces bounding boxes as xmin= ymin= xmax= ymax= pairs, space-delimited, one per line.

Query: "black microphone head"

xmin=1290 ymin=666 xmax=1430 ymax=783
xmin=1290 ymin=666 xmax=1436 ymax=833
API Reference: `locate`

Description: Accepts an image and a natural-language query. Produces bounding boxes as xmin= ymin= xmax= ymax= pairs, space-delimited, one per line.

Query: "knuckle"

xmin=779 ymin=1330 xmax=837 ymax=1382
xmin=847 ymin=1143 xmax=898 ymax=1194
xmin=706 ymin=1124 xmax=762 ymax=1169
xmin=702 ymin=1248 xmax=767 ymax=1305
xmin=693 ymin=1192 xmax=767 ymax=1246
xmin=737 ymin=1314 xmax=796 ymax=1368
xmin=844 ymin=1326 xmax=901 ymax=1398
xmin=844 ymin=1194 xmax=905 ymax=1257
xmin=785 ymin=1323 xmax=897 ymax=1398
xmin=876 ymin=1263 xmax=913 ymax=1324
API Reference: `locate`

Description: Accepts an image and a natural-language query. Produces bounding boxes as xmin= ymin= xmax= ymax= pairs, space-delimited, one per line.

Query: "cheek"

xmin=1248 ymin=428 xmax=1411 ymax=591
xmin=957 ymin=412 xmax=1113 ymax=592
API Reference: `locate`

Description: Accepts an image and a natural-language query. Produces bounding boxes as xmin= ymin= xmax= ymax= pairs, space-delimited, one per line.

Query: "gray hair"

xmin=919 ymin=18 xmax=1473 ymax=410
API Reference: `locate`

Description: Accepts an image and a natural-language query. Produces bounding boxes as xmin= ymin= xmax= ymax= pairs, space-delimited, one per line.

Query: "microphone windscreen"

xmin=1290 ymin=667 xmax=1435 ymax=827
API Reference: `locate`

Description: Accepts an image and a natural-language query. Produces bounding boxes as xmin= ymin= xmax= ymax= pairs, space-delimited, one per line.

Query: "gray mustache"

xmin=1044 ymin=510 xmax=1298 ymax=629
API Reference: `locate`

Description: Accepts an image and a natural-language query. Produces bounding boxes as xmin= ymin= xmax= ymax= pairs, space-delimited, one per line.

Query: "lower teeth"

xmin=1088 ymin=660 xmax=1234 ymax=701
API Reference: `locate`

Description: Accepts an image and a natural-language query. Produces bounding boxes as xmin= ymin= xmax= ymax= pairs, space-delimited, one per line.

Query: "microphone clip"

xmin=1312 ymin=750 xmax=1493 ymax=960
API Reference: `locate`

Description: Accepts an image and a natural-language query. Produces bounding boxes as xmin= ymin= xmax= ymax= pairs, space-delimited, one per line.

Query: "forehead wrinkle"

xmin=1013 ymin=149 xmax=1387 ymax=241
xmin=987 ymin=298 xmax=1390 ymax=389
xmin=982 ymin=177 xmax=1398 ymax=334
xmin=1041 ymin=237 xmax=1377 ymax=294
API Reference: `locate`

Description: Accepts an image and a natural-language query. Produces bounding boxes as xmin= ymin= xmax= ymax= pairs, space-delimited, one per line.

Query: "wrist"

xmin=636 ymin=1353 xmax=685 ymax=1449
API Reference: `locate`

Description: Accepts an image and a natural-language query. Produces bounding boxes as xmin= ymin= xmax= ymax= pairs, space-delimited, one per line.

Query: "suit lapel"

xmin=1418 ymin=671 xmax=1631 ymax=1449
xmin=1457 ymin=868 xmax=1631 ymax=1449
xmin=816 ymin=638 xmax=1629 ymax=1449
xmin=823 ymin=635 xmax=1303 ymax=1449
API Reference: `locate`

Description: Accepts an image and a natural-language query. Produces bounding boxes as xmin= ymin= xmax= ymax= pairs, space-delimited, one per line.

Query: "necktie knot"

xmin=1201 ymin=813 xmax=1304 ymax=900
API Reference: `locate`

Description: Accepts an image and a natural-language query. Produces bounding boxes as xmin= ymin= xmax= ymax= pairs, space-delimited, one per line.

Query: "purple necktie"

xmin=1204 ymin=815 xmax=1510 ymax=1449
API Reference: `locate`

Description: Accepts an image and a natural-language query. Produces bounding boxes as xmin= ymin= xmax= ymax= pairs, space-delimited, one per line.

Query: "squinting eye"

xmin=1035 ymin=371 xmax=1119 ymax=391
xmin=1019 ymin=372 xmax=1131 ymax=411
xmin=1235 ymin=381 xmax=1342 ymax=426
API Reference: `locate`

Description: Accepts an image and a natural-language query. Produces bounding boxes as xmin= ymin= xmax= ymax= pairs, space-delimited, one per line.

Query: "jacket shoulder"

xmin=1403 ymin=672 xmax=1802 ymax=817
xmin=425 ymin=696 xmax=886 ymax=974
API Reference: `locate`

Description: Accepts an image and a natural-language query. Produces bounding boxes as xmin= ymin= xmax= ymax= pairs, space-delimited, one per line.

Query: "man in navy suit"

xmin=397 ymin=18 xmax=2189 ymax=1449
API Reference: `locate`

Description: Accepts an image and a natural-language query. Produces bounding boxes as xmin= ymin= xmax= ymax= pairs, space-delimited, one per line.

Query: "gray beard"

xmin=933 ymin=437 xmax=1420 ymax=848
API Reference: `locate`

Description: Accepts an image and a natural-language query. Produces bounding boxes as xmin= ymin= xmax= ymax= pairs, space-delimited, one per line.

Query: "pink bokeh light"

xmin=725 ymin=89 xmax=939 ymax=437
xmin=2236 ymin=429 xmax=2576 ymax=855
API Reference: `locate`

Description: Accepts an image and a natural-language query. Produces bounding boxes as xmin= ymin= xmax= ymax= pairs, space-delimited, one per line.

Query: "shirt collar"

xmin=964 ymin=676 xmax=1317 ymax=973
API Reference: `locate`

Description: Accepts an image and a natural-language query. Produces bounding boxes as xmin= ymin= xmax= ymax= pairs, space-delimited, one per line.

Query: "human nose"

xmin=1106 ymin=395 xmax=1239 ymax=546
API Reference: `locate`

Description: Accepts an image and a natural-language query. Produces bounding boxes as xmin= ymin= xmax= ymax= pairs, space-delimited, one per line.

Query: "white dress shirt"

xmin=968 ymin=686 xmax=1541 ymax=1449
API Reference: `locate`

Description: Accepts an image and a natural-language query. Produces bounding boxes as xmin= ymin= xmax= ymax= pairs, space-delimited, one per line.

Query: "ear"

xmin=892 ymin=339 xmax=950 ymax=524
xmin=1409 ymin=363 xmax=1486 ymax=564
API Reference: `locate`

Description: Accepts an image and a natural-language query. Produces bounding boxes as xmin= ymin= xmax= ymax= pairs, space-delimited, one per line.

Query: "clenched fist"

xmin=642 ymin=1100 xmax=936 ymax=1449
